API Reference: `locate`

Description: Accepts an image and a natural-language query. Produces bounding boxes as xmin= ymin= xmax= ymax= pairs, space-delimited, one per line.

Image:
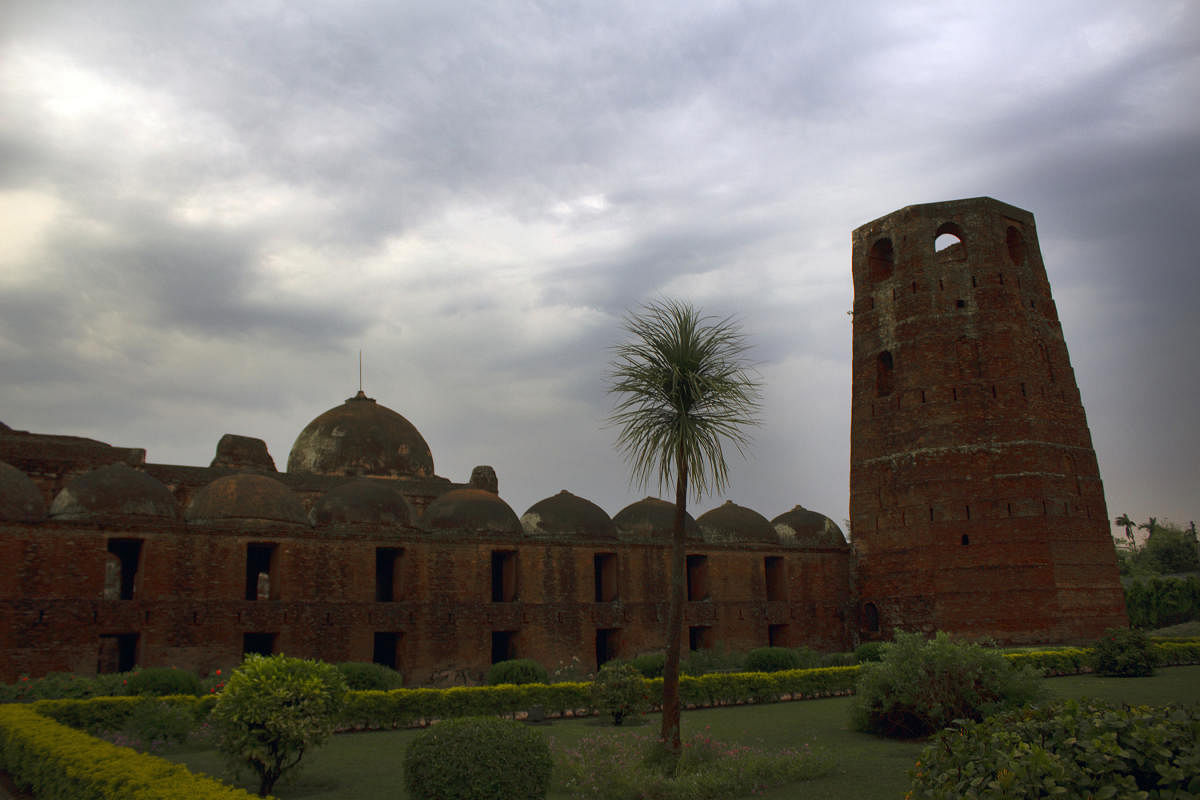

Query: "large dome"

xmin=287 ymin=391 xmax=434 ymax=478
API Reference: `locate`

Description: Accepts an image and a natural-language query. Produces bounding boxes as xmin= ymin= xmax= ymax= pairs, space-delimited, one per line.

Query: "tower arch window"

xmin=1006 ymin=226 xmax=1026 ymax=265
xmin=868 ymin=238 xmax=894 ymax=282
xmin=876 ymin=351 xmax=894 ymax=397
xmin=934 ymin=222 xmax=966 ymax=258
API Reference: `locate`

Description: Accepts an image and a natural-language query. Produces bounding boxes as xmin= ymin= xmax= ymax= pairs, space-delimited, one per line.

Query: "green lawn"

xmin=166 ymin=665 xmax=1200 ymax=800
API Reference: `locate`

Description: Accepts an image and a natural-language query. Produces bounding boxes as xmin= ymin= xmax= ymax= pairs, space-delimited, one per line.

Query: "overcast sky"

xmin=1 ymin=1 xmax=1197 ymax=533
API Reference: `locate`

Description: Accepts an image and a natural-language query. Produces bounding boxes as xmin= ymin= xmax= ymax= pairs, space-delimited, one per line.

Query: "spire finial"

xmin=359 ymin=349 xmax=363 ymax=392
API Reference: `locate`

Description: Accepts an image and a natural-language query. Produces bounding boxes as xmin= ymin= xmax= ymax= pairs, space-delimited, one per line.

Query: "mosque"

xmin=0 ymin=197 xmax=1127 ymax=685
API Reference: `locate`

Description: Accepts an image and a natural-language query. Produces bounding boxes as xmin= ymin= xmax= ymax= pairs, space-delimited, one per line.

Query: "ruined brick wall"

xmin=0 ymin=513 xmax=851 ymax=684
xmin=849 ymin=197 xmax=1126 ymax=643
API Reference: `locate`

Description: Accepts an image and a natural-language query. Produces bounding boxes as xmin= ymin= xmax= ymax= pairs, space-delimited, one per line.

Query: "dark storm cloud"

xmin=1 ymin=1 xmax=1197 ymax=526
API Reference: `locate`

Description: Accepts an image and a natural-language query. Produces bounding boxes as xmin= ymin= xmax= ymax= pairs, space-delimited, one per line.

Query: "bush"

xmin=591 ymin=663 xmax=650 ymax=725
xmin=212 ymin=654 xmax=347 ymax=797
xmin=850 ymin=631 xmax=1043 ymax=739
xmin=745 ymin=647 xmax=801 ymax=673
xmin=1126 ymin=576 xmax=1200 ymax=629
xmin=336 ymin=661 xmax=405 ymax=690
xmin=126 ymin=667 xmax=201 ymax=697
xmin=681 ymin=645 xmax=744 ymax=676
xmin=854 ymin=642 xmax=887 ymax=663
xmin=404 ymin=716 xmax=552 ymax=800
xmin=0 ymin=703 xmax=259 ymax=799
xmin=1092 ymin=627 xmax=1155 ymax=677
xmin=486 ymin=658 xmax=549 ymax=686
xmin=630 ymin=651 xmax=666 ymax=678
xmin=122 ymin=699 xmax=197 ymax=750
xmin=908 ymin=699 xmax=1200 ymax=799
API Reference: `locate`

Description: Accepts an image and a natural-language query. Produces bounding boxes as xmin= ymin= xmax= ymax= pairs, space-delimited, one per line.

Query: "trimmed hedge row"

xmin=1149 ymin=638 xmax=1200 ymax=666
xmin=34 ymin=694 xmax=217 ymax=734
xmin=0 ymin=703 xmax=262 ymax=800
xmin=22 ymin=642 xmax=1200 ymax=735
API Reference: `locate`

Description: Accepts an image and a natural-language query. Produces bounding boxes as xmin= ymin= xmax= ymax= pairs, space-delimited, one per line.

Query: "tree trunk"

xmin=660 ymin=443 xmax=688 ymax=761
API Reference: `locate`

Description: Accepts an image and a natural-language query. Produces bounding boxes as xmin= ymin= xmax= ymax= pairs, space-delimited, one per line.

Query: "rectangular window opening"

xmin=372 ymin=631 xmax=403 ymax=671
xmin=491 ymin=630 xmax=515 ymax=664
xmin=686 ymin=555 xmax=709 ymax=602
xmin=245 ymin=543 xmax=277 ymax=601
xmin=375 ymin=547 xmax=403 ymax=602
xmin=242 ymin=632 xmax=276 ymax=658
xmin=593 ymin=553 xmax=618 ymax=603
xmin=491 ymin=550 xmax=518 ymax=602
xmin=764 ymin=557 xmax=786 ymax=602
xmin=688 ymin=625 xmax=714 ymax=651
xmin=97 ymin=633 xmax=138 ymax=674
xmin=106 ymin=539 xmax=143 ymax=601
xmin=768 ymin=624 xmax=789 ymax=648
xmin=595 ymin=628 xmax=619 ymax=668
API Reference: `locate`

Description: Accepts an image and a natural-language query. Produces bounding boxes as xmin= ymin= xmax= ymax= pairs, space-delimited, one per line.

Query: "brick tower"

xmin=849 ymin=197 xmax=1126 ymax=643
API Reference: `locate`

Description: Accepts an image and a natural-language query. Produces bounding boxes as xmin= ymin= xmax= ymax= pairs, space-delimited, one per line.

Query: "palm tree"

xmin=1139 ymin=516 xmax=1158 ymax=542
xmin=1114 ymin=513 xmax=1136 ymax=548
xmin=607 ymin=298 xmax=762 ymax=758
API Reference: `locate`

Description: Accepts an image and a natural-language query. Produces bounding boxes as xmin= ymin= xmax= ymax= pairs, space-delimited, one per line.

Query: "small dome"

xmin=697 ymin=500 xmax=775 ymax=544
xmin=49 ymin=463 xmax=177 ymax=520
xmin=287 ymin=391 xmax=434 ymax=479
xmin=0 ymin=460 xmax=46 ymax=522
xmin=771 ymin=505 xmax=847 ymax=547
xmin=310 ymin=479 xmax=414 ymax=528
xmin=422 ymin=488 xmax=522 ymax=536
xmin=521 ymin=490 xmax=617 ymax=540
xmin=185 ymin=474 xmax=308 ymax=526
xmin=612 ymin=497 xmax=701 ymax=542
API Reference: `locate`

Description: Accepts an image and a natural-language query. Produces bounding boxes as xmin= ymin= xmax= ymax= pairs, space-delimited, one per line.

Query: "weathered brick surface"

xmin=0 ymin=510 xmax=851 ymax=683
xmin=849 ymin=197 xmax=1126 ymax=643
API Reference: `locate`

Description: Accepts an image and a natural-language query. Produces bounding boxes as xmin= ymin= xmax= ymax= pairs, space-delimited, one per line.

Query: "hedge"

xmin=0 ymin=703 xmax=262 ymax=800
xmin=18 ymin=642 xmax=1200 ymax=736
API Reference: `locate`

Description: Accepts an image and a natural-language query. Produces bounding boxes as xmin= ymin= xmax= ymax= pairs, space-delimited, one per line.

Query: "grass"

xmin=164 ymin=665 xmax=1200 ymax=800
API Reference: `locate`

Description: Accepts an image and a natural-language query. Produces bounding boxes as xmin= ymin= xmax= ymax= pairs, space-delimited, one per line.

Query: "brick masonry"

xmin=849 ymin=197 xmax=1127 ymax=642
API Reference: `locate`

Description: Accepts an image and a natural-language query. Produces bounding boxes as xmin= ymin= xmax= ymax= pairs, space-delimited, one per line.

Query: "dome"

xmin=49 ymin=463 xmax=176 ymax=520
xmin=185 ymin=474 xmax=308 ymax=526
xmin=422 ymin=488 xmax=522 ymax=536
xmin=310 ymin=479 xmax=414 ymax=528
xmin=521 ymin=490 xmax=617 ymax=540
xmin=287 ymin=391 xmax=434 ymax=479
xmin=0 ymin=460 xmax=46 ymax=522
xmin=612 ymin=497 xmax=701 ymax=542
xmin=771 ymin=505 xmax=847 ymax=547
xmin=696 ymin=500 xmax=775 ymax=544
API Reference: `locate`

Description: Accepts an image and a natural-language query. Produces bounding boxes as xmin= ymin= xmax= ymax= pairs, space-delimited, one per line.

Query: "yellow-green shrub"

xmin=0 ymin=703 xmax=261 ymax=799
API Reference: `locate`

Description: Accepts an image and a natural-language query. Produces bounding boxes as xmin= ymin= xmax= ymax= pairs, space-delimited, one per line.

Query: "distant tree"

xmin=1139 ymin=516 xmax=1158 ymax=539
xmin=1143 ymin=522 xmax=1200 ymax=575
xmin=607 ymin=298 xmax=761 ymax=759
xmin=1115 ymin=513 xmax=1136 ymax=548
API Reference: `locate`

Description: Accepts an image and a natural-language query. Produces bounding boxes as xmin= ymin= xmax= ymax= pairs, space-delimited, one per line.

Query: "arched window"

xmin=868 ymin=238 xmax=894 ymax=282
xmin=862 ymin=602 xmax=880 ymax=633
xmin=876 ymin=351 xmax=894 ymax=397
xmin=934 ymin=221 xmax=966 ymax=257
xmin=1006 ymin=226 xmax=1026 ymax=265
